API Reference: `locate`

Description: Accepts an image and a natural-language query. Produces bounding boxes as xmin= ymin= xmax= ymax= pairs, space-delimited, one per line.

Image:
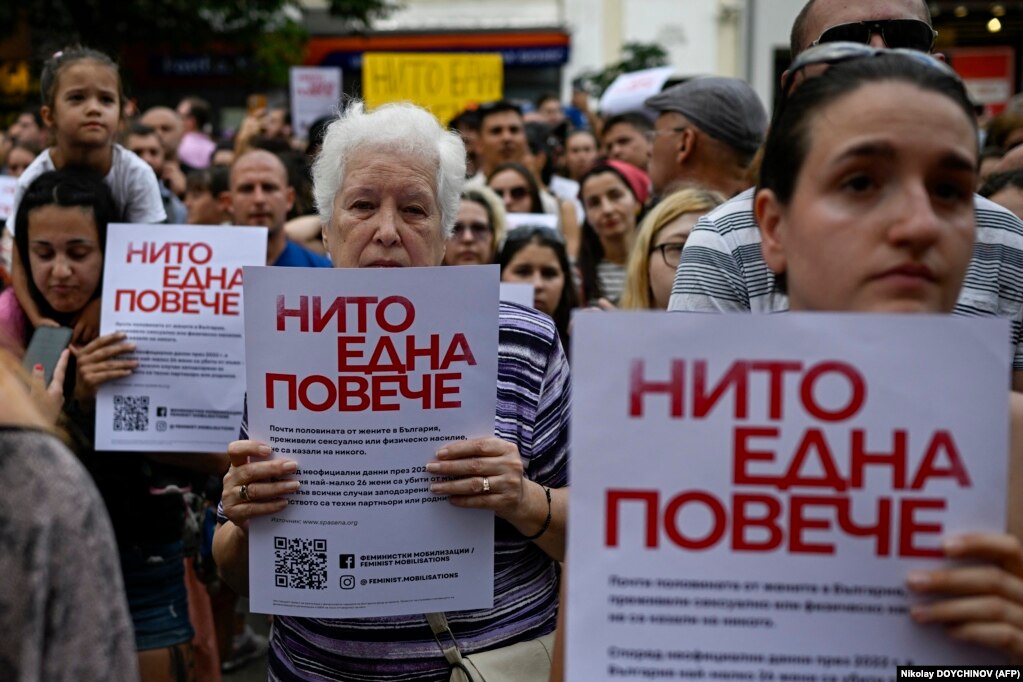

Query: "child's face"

xmin=43 ymin=60 xmax=120 ymax=149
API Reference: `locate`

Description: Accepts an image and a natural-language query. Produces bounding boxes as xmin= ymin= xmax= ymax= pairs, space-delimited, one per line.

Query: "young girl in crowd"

xmin=620 ymin=188 xmax=723 ymax=310
xmin=499 ymin=225 xmax=578 ymax=351
xmin=577 ymin=159 xmax=649 ymax=306
xmin=6 ymin=46 xmax=164 ymax=346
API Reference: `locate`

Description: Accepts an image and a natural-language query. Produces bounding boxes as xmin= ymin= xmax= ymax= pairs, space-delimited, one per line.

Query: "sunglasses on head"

xmin=782 ymin=42 xmax=958 ymax=99
xmin=812 ymin=18 xmax=936 ymax=52
xmin=503 ymin=224 xmax=564 ymax=245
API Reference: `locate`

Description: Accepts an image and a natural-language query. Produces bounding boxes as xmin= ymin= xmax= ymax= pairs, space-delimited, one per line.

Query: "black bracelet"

xmin=522 ymin=485 xmax=552 ymax=541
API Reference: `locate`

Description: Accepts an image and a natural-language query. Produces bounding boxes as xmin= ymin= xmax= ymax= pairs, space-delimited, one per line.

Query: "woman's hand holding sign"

xmin=428 ymin=436 xmax=567 ymax=561
xmin=907 ymin=533 xmax=1023 ymax=658
xmin=222 ymin=440 xmax=299 ymax=531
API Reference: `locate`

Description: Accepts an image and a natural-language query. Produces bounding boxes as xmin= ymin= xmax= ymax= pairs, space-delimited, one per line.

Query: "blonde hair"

xmin=620 ymin=188 xmax=725 ymax=310
xmin=460 ymin=185 xmax=507 ymax=261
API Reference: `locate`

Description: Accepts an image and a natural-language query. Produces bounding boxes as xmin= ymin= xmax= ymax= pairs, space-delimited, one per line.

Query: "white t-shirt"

xmin=5 ymin=144 xmax=166 ymax=234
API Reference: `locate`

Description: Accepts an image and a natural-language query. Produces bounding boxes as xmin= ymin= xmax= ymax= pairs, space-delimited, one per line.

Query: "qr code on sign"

xmin=274 ymin=537 xmax=328 ymax=589
xmin=113 ymin=395 xmax=149 ymax=432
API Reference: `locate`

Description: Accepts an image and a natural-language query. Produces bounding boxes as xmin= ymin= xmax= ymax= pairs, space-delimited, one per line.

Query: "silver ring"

xmin=240 ymin=484 xmax=250 ymax=502
xmin=481 ymin=477 xmax=491 ymax=494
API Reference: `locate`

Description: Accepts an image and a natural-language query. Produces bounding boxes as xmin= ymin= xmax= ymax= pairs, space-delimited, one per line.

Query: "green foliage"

xmin=578 ymin=41 xmax=670 ymax=97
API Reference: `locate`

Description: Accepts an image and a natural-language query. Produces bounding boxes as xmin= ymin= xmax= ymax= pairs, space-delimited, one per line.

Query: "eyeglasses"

xmin=812 ymin=19 xmax=937 ymax=52
xmin=651 ymin=126 xmax=688 ymax=138
xmin=650 ymin=242 xmax=686 ymax=268
xmin=452 ymin=220 xmax=492 ymax=241
xmin=493 ymin=186 xmax=530 ymax=201
xmin=781 ymin=42 xmax=958 ymax=99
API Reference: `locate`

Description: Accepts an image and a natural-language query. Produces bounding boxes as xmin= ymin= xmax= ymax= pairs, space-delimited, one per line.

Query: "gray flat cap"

xmin=645 ymin=77 xmax=767 ymax=156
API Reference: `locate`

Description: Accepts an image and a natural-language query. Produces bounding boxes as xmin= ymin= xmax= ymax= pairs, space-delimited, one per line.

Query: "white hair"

xmin=312 ymin=101 xmax=467 ymax=236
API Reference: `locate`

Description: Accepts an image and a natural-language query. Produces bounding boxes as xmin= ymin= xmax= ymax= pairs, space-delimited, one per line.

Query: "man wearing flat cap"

xmin=645 ymin=77 xmax=767 ymax=199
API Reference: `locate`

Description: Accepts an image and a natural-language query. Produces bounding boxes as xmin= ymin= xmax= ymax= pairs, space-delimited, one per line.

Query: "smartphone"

xmin=22 ymin=326 xmax=73 ymax=385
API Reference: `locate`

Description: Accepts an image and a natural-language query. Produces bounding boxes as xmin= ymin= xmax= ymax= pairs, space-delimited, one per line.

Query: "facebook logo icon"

xmin=338 ymin=554 xmax=356 ymax=569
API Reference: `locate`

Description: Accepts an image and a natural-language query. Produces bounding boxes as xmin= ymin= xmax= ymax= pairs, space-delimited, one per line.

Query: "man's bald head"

xmin=790 ymin=0 xmax=931 ymax=57
xmin=226 ymin=149 xmax=294 ymax=234
xmin=140 ymin=106 xmax=184 ymax=158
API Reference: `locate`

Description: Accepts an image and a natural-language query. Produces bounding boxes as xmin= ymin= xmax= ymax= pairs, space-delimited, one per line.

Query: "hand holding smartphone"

xmin=22 ymin=326 xmax=73 ymax=385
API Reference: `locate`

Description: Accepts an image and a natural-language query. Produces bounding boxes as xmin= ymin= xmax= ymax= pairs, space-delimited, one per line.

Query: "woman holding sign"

xmin=750 ymin=46 xmax=1023 ymax=658
xmin=214 ymin=102 xmax=569 ymax=680
xmin=6 ymin=166 xmax=229 ymax=682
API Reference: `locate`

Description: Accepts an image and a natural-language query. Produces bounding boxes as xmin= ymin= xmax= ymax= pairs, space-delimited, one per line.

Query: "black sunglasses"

xmin=781 ymin=42 xmax=958 ymax=100
xmin=494 ymin=186 xmax=530 ymax=201
xmin=812 ymin=19 xmax=936 ymax=52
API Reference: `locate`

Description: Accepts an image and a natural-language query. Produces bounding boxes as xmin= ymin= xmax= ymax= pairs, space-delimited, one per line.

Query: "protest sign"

xmin=243 ymin=265 xmax=499 ymax=618
xmin=363 ymin=52 xmax=502 ymax=124
xmin=500 ymin=282 xmax=533 ymax=308
xmin=599 ymin=66 xmax=675 ymax=118
xmin=96 ymin=224 xmax=267 ymax=451
xmin=289 ymin=66 xmax=343 ymax=141
xmin=567 ymin=313 xmax=1010 ymax=679
xmin=505 ymin=212 xmax=559 ymax=233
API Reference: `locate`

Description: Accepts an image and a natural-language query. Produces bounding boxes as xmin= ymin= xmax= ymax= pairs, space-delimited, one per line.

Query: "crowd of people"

xmin=3 ymin=0 xmax=1023 ymax=680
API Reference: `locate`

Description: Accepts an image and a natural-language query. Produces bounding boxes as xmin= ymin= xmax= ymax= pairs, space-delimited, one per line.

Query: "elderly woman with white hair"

xmin=212 ymin=102 xmax=569 ymax=680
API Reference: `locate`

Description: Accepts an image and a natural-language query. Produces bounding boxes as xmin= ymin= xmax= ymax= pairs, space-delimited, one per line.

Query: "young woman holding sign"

xmin=548 ymin=47 xmax=1023 ymax=680
xmin=753 ymin=46 xmax=1023 ymax=658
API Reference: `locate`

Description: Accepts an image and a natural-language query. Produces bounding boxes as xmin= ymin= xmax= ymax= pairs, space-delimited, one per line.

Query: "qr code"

xmin=113 ymin=395 xmax=150 ymax=432
xmin=274 ymin=537 xmax=328 ymax=589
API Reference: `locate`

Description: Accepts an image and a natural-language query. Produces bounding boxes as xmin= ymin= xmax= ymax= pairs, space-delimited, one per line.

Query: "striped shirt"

xmin=223 ymin=301 xmax=570 ymax=681
xmin=594 ymin=260 xmax=627 ymax=306
xmin=667 ymin=189 xmax=1023 ymax=371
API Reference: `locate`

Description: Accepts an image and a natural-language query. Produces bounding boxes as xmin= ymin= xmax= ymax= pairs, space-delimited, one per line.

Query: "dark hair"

xmin=14 ymin=167 xmax=119 ymax=323
xmin=758 ymin=53 xmax=976 ymax=206
xmin=577 ymin=162 xmax=647 ymax=304
xmin=305 ymin=114 xmax=334 ymax=157
xmin=487 ymin=161 xmax=544 ymax=214
xmin=498 ymin=227 xmax=578 ymax=350
xmin=180 ymin=96 xmax=212 ymax=130
xmin=40 ymin=46 xmax=122 ymax=113
xmin=602 ymin=113 xmax=653 ymax=141
xmin=127 ymin=122 xmax=158 ymax=139
xmin=478 ymin=100 xmax=523 ymax=127
xmin=535 ymin=92 xmax=561 ymax=109
xmin=979 ymin=169 xmax=1023 ymax=199
xmin=185 ymin=166 xmax=229 ymax=197
xmin=789 ymin=0 xmax=932 ymax=57
xmin=17 ymin=107 xmax=44 ymax=128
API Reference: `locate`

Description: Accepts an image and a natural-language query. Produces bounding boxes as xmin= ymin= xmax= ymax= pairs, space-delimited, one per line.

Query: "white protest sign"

xmin=244 ymin=265 xmax=499 ymax=618
xmin=96 ymin=224 xmax=266 ymax=451
xmin=500 ymin=282 xmax=534 ymax=308
xmin=290 ymin=66 xmax=343 ymax=141
xmin=567 ymin=313 xmax=1010 ymax=679
xmin=599 ymin=66 xmax=675 ymax=118
xmin=0 ymin=175 xmax=17 ymax=221
xmin=505 ymin=212 xmax=559 ymax=233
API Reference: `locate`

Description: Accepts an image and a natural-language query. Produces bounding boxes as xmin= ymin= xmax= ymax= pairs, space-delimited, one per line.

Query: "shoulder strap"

xmin=426 ymin=612 xmax=465 ymax=667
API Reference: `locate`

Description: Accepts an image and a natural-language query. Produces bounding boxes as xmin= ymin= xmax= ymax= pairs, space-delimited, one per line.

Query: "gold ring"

xmin=240 ymin=484 xmax=250 ymax=502
xmin=481 ymin=477 xmax=491 ymax=494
